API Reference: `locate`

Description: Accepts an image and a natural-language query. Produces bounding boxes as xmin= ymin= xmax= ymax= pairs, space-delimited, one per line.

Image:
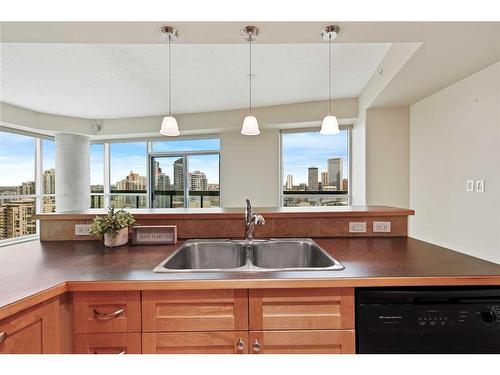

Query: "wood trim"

xmin=248 ymin=330 xmax=355 ymax=354
xmin=142 ymin=331 xmax=249 ymax=354
xmin=0 ymin=304 xmax=44 ymax=354
xmin=142 ymin=290 xmax=248 ymax=332
xmin=249 ymin=288 xmax=354 ymax=330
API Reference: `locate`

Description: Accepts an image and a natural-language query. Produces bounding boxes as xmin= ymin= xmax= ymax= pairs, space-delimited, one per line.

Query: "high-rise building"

xmin=327 ymin=157 xmax=343 ymax=190
xmin=173 ymin=158 xmax=184 ymax=191
xmin=0 ymin=200 xmax=36 ymax=239
xmin=16 ymin=181 xmax=35 ymax=195
xmin=189 ymin=170 xmax=208 ymax=191
xmin=342 ymin=178 xmax=349 ymax=192
xmin=285 ymin=174 xmax=293 ymax=190
xmin=321 ymin=171 xmax=329 ymax=188
xmin=116 ymin=171 xmax=147 ymax=190
xmin=43 ymin=168 xmax=56 ymax=194
xmin=308 ymin=167 xmax=319 ymax=191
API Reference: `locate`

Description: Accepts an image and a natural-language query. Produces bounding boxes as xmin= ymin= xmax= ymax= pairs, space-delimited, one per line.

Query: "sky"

xmin=282 ymin=131 xmax=349 ymax=185
xmin=1 ymin=131 xmax=348 ymax=189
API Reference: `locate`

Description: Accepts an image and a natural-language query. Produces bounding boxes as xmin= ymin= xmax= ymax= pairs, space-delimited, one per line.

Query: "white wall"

xmin=410 ymin=61 xmax=500 ymax=263
xmin=220 ymin=130 xmax=281 ymax=208
xmin=366 ymin=107 xmax=410 ymax=208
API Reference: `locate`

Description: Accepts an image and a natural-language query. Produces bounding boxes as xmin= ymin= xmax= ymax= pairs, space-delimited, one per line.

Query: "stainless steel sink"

xmin=251 ymin=238 xmax=344 ymax=271
xmin=153 ymin=238 xmax=344 ymax=273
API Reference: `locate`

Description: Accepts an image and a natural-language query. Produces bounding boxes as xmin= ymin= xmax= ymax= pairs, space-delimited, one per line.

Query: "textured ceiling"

xmin=0 ymin=43 xmax=390 ymax=119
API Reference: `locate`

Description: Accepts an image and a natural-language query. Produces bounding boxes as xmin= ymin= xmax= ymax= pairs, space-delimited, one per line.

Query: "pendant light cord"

xmin=328 ymin=34 xmax=332 ymax=115
xmin=168 ymin=36 xmax=172 ymax=116
xmin=249 ymin=38 xmax=252 ymax=114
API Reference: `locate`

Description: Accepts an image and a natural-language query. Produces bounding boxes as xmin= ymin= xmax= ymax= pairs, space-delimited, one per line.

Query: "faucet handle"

xmin=255 ymin=214 xmax=265 ymax=226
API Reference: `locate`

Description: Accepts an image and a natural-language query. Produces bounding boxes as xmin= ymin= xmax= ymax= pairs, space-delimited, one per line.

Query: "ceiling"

xmin=1 ymin=22 xmax=500 ymax=119
xmin=0 ymin=42 xmax=390 ymax=119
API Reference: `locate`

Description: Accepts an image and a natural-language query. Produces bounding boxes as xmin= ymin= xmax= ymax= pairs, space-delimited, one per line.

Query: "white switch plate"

xmin=373 ymin=221 xmax=391 ymax=233
xmin=349 ymin=222 xmax=367 ymax=233
xmin=75 ymin=224 xmax=92 ymax=236
xmin=466 ymin=180 xmax=474 ymax=192
xmin=476 ymin=180 xmax=485 ymax=192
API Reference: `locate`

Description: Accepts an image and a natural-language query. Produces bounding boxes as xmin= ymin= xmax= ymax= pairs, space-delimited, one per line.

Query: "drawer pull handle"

xmin=93 ymin=350 xmax=126 ymax=355
xmin=0 ymin=332 xmax=7 ymax=344
xmin=252 ymin=340 xmax=261 ymax=353
xmin=93 ymin=308 xmax=125 ymax=320
xmin=236 ymin=338 xmax=245 ymax=351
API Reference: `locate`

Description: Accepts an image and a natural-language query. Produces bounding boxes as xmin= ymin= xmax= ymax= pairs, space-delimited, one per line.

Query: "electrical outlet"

xmin=466 ymin=180 xmax=474 ymax=192
xmin=349 ymin=222 xmax=367 ymax=233
xmin=476 ymin=180 xmax=485 ymax=192
xmin=373 ymin=221 xmax=391 ymax=233
xmin=75 ymin=224 xmax=92 ymax=236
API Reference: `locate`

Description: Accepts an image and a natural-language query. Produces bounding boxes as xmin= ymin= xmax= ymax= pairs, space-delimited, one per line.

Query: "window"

xmin=0 ymin=130 xmax=38 ymax=242
xmin=42 ymin=139 xmax=56 ymax=213
xmin=90 ymin=144 xmax=104 ymax=208
xmin=150 ymin=138 xmax=220 ymax=208
xmin=110 ymin=142 xmax=147 ymax=209
xmin=281 ymin=129 xmax=350 ymax=207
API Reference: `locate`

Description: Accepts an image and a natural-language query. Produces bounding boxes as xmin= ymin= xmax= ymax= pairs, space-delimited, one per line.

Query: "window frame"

xmin=0 ymin=127 xmax=55 ymax=246
xmin=279 ymin=125 xmax=352 ymax=207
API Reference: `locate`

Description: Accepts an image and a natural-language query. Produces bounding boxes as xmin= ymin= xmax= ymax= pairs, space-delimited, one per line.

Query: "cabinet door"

xmin=74 ymin=333 xmax=141 ymax=354
xmin=249 ymin=288 xmax=354 ymax=330
xmin=142 ymin=290 xmax=248 ymax=332
xmin=74 ymin=291 xmax=141 ymax=334
xmin=142 ymin=331 xmax=249 ymax=354
xmin=0 ymin=305 xmax=44 ymax=354
xmin=249 ymin=330 xmax=355 ymax=354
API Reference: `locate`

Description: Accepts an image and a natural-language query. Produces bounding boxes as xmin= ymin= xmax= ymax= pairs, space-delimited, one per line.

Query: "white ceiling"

xmin=0 ymin=43 xmax=390 ymax=119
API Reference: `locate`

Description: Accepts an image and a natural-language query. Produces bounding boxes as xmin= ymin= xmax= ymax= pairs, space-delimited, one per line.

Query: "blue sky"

xmin=0 ymin=132 xmax=35 ymax=186
xmin=282 ymin=131 xmax=349 ymax=184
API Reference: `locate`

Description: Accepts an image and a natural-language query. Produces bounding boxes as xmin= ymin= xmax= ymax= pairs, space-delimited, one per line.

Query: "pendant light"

xmin=320 ymin=25 xmax=340 ymax=135
xmin=160 ymin=26 xmax=180 ymax=137
xmin=241 ymin=26 xmax=260 ymax=136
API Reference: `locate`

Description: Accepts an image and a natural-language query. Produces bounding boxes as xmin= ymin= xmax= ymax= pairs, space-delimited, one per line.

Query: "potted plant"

xmin=89 ymin=207 xmax=136 ymax=247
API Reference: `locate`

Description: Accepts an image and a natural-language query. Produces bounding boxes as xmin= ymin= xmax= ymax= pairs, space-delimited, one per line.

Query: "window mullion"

xmin=103 ymin=143 xmax=110 ymax=208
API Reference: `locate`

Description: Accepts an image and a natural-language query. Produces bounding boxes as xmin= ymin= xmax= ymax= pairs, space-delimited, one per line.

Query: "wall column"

xmin=55 ymin=133 xmax=90 ymax=212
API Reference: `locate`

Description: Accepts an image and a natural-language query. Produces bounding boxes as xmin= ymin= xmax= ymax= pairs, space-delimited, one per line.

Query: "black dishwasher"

xmin=356 ymin=287 xmax=500 ymax=353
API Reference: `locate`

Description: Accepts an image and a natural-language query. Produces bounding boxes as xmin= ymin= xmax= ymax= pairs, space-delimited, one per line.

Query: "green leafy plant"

xmin=89 ymin=207 xmax=136 ymax=238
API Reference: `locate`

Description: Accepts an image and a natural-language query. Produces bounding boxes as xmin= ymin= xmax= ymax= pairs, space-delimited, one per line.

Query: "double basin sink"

xmin=154 ymin=238 xmax=344 ymax=273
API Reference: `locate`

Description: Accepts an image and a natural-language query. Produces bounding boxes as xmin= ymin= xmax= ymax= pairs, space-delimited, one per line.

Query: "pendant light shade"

xmin=241 ymin=115 xmax=260 ymax=136
xmin=320 ymin=115 xmax=339 ymax=135
xmin=160 ymin=26 xmax=179 ymax=137
xmin=160 ymin=116 xmax=180 ymax=136
xmin=241 ymin=26 xmax=260 ymax=136
xmin=320 ymin=25 xmax=340 ymax=136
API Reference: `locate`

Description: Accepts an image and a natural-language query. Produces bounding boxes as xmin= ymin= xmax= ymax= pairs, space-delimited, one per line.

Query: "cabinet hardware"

xmin=93 ymin=308 xmax=125 ymax=320
xmin=252 ymin=339 xmax=261 ymax=353
xmin=0 ymin=332 xmax=7 ymax=344
xmin=236 ymin=338 xmax=245 ymax=351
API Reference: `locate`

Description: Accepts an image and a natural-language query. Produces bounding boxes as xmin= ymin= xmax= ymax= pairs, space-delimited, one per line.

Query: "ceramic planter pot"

xmin=103 ymin=227 xmax=129 ymax=248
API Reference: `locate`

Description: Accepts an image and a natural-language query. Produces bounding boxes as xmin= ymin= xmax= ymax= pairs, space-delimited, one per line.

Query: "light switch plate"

xmin=349 ymin=222 xmax=367 ymax=233
xmin=466 ymin=180 xmax=474 ymax=192
xmin=373 ymin=221 xmax=391 ymax=233
xmin=75 ymin=224 xmax=92 ymax=236
xmin=476 ymin=180 xmax=485 ymax=192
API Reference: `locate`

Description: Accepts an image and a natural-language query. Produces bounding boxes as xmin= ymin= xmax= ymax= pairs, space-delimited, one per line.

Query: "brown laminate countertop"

xmin=35 ymin=205 xmax=414 ymax=220
xmin=1 ymin=237 xmax=500 ymax=319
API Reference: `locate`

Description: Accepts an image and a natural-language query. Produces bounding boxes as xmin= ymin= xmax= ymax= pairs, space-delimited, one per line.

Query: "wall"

xmin=410 ymin=61 xmax=500 ymax=263
xmin=366 ymin=107 xmax=410 ymax=208
xmin=220 ymin=130 xmax=280 ymax=207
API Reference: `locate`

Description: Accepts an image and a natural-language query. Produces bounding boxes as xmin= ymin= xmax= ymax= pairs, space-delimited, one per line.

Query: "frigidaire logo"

xmin=379 ymin=315 xmax=403 ymax=319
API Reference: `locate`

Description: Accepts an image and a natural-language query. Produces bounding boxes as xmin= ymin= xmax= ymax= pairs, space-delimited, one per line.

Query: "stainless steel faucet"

xmin=245 ymin=199 xmax=265 ymax=242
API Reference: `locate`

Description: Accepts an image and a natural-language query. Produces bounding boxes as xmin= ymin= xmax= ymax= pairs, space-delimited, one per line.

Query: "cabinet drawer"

xmin=0 ymin=305 xmax=44 ymax=354
xmin=142 ymin=290 xmax=248 ymax=332
xmin=74 ymin=333 xmax=141 ymax=354
xmin=249 ymin=330 xmax=355 ymax=354
xmin=142 ymin=331 xmax=249 ymax=354
xmin=249 ymin=288 xmax=354 ymax=330
xmin=74 ymin=291 xmax=141 ymax=334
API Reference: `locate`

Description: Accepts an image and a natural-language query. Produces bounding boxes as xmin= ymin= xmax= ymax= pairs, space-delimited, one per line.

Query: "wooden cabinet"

xmin=0 ymin=297 xmax=65 ymax=354
xmin=142 ymin=290 xmax=248 ymax=332
xmin=74 ymin=333 xmax=141 ymax=354
xmin=74 ymin=291 xmax=141 ymax=334
xmin=142 ymin=331 xmax=249 ymax=354
xmin=249 ymin=288 xmax=354 ymax=330
xmin=248 ymin=330 xmax=355 ymax=354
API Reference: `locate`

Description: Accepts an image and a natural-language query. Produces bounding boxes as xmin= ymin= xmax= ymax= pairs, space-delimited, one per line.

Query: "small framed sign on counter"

xmin=131 ymin=225 xmax=177 ymax=245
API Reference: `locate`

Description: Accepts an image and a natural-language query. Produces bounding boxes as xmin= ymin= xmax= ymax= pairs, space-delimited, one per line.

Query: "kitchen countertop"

xmin=1 ymin=237 xmax=500 ymax=319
